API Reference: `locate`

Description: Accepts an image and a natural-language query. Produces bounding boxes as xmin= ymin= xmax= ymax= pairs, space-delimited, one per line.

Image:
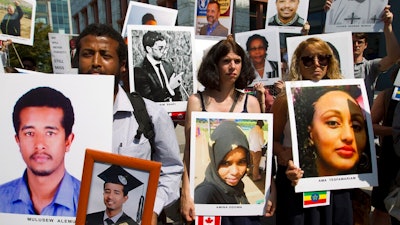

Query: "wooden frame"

xmin=76 ymin=149 xmax=161 ymax=225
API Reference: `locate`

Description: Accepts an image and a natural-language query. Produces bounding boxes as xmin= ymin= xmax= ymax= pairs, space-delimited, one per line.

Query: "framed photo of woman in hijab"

xmin=189 ymin=112 xmax=273 ymax=216
xmin=286 ymin=79 xmax=378 ymax=193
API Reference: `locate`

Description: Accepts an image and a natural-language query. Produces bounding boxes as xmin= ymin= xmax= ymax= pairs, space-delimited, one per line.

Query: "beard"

xmin=30 ymin=167 xmax=54 ymax=176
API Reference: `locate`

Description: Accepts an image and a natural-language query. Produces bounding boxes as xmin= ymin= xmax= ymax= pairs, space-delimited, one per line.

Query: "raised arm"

xmin=378 ymin=5 xmax=400 ymax=72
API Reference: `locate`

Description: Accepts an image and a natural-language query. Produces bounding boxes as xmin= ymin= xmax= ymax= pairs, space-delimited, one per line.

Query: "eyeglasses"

xmin=152 ymin=46 xmax=168 ymax=53
xmin=300 ymin=54 xmax=331 ymax=68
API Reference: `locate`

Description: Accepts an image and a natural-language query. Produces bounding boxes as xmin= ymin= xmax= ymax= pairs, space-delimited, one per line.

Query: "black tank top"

xmin=198 ymin=91 xmax=249 ymax=113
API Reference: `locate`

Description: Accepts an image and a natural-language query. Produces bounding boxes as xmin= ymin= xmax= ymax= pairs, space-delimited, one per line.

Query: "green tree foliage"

xmin=9 ymin=22 xmax=53 ymax=73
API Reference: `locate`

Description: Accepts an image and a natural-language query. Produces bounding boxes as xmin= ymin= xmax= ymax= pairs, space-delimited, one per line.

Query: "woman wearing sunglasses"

xmin=272 ymin=37 xmax=354 ymax=225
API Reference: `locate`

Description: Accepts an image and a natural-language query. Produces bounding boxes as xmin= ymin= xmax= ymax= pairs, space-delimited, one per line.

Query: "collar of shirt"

xmin=354 ymin=57 xmax=368 ymax=66
xmin=146 ymin=54 xmax=161 ymax=67
xmin=275 ymin=13 xmax=300 ymax=26
xmin=113 ymin=85 xmax=134 ymax=115
xmin=207 ymin=21 xmax=220 ymax=35
xmin=12 ymin=170 xmax=79 ymax=215
xmin=103 ymin=210 xmax=124 ymax=224
xmin=53 ymin=171 xmax=80 ymax=212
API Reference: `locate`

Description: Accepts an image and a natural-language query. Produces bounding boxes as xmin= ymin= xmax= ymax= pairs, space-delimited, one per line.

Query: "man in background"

xmin=22 ymin=56 xmax=37 ymax=71
xmin=199 ymin=0 xmax=228 ymax=36
xmin=77 ymin=23 xmax=183 ymax=225
xmin=70 ymin=38 xmax=78 ymax=68
xmin=325 ymin=3 xmax=399 ymax=104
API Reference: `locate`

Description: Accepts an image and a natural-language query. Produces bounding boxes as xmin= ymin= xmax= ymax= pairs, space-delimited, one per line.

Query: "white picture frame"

xmin=286 ymin=31 xmax=355 ymax=79
xmin=324 ymin=0 xmax=388 ymax=33
xmin=190 ymin=111 xmax=273 ymax=216
xmin=0 ymin=74 xmax=114 ymax=224
xmin=285 ymin=79 xmax=378 ymax=193
xmin=127 ymin=25 xmax=195 ymax=113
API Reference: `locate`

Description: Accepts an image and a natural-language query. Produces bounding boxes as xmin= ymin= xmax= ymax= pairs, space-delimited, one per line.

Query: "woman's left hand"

xmin=286 ymin=160 xmax=304 ymax=186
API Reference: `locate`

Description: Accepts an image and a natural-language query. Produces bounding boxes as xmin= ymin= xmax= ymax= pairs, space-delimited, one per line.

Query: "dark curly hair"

xmin=293 ymin=85 xmax=371 ymax=177
xmin=13 ymin=87 xmax=75 ymax=139
xmin=142 ymin=31 xmax=165 ymax=52
xmin=198 ymin=35 xmax=255 ymax=91
xmin=245 ymin=34 xmax=269 ymax=51
xmin=76 ymin=23 xmax=127 ymax=68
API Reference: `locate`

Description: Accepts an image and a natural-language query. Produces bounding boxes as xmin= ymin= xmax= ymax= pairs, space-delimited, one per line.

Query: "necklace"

xmin=255 ymin=67 xmax=264 ymax=70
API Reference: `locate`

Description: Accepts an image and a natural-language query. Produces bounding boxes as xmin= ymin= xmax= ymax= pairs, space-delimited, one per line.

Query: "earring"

xmin=358 ymin=152 xmax=370 ymax=171
xmin=312 ymin=151 xmax=318 ymax=160
xmin=307 ymin=137 xmax=314 ymax=147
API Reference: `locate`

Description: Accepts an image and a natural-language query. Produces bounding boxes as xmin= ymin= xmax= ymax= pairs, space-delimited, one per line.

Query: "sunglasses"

xmin=300 ymin=54 xmax=332 ymax=68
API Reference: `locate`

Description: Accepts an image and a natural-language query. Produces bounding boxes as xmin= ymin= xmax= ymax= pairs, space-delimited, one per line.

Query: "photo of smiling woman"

xmin=194 ymin=120 xmax=250 ymax=204
xmin=293 ymin=85 xmax=372 ymax=178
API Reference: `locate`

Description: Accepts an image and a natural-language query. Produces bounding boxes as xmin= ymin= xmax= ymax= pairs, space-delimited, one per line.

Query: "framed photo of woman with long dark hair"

xmin=286 ymin=79 xmax=378 ymax=193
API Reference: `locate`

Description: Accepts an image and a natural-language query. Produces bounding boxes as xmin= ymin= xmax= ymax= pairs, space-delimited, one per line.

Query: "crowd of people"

xmin=2 ymin=1 xmax=400 ymax=225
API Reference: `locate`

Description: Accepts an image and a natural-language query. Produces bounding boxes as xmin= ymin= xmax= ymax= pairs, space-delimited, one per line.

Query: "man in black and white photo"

xmin=134 ymin=31 xmax=183 ymax=102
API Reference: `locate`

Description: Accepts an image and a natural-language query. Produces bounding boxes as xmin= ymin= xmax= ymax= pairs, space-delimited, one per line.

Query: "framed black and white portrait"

xmin=127 ymin=25 xmax=195 ymax=113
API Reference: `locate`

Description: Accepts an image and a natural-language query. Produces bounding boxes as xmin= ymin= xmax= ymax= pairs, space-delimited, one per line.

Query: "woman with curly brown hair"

xmin=272 ymin=37 xmax=355 ymax=225
xmin=181 ymin=35 xmax=276 ymax=225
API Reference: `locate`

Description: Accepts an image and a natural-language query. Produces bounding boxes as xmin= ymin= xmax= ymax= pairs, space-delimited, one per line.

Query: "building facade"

xmin=36 ymin=0 xmax=73 ymax=34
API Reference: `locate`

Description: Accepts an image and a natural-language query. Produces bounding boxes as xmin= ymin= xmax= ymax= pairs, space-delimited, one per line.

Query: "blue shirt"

xmin=0 ymin=170 xmax=80 ymax=216
xmin=112 ymin=85 xmax=183 ymax=214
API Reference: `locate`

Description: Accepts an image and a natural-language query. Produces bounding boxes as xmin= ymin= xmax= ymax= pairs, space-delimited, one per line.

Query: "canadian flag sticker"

xmin=197 ymin=216 xmax=221 ymax=225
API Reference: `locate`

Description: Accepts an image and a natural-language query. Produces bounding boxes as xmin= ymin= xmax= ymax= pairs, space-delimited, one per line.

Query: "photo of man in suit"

xmin=134 ymin=31 xmax=183 ymax=102
xmin=70 ymin=37 xmax=78 ymax=68
xmin=199 ymin=0 xmax=228 ymax=37
xmin=86 ymin=165 xmax=143 ymax=225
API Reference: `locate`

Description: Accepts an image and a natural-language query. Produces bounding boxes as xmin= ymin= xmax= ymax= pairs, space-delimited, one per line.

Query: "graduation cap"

xmin=98 ymin=164 xmax=143 ymax=195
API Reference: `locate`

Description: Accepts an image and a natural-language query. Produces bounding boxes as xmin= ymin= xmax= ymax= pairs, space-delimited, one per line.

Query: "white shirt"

xmin=113 ymin=85 xmax=183 ymax=214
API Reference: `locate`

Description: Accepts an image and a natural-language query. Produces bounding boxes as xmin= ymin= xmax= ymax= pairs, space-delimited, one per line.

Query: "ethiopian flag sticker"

xmin=303 ymin=191 xmax=330 ymax=208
